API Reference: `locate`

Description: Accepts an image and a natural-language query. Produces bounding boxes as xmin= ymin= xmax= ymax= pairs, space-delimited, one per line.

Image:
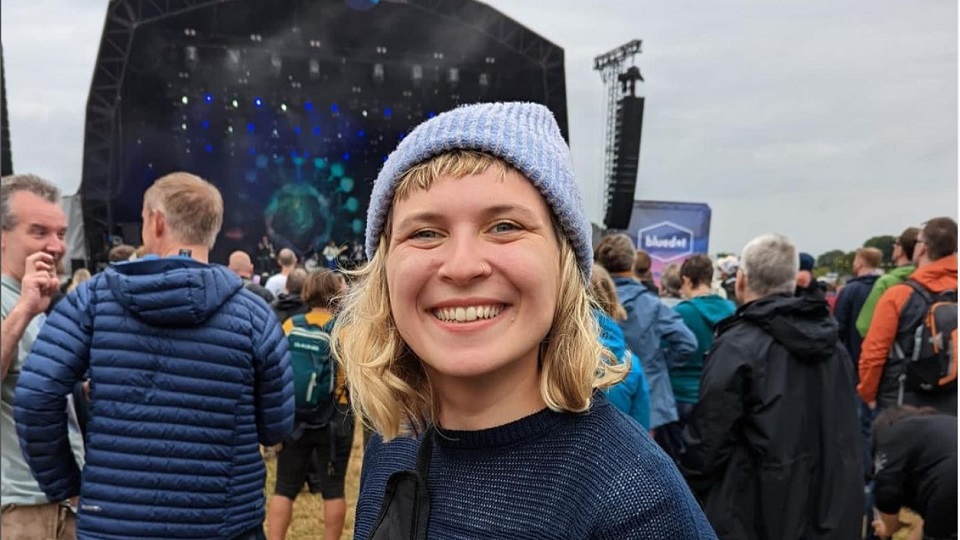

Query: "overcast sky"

xmin=2 ymin=0 xmax=957 ymax=256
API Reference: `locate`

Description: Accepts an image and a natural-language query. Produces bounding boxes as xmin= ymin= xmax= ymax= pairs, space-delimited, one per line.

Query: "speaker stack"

xmin=603 ymin=95 xmax=644 ymax=230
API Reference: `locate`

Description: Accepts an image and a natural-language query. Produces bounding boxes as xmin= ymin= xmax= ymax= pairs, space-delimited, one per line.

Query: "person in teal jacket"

xmin=590 ymin=264 xmax=651 ymax=429
xmin=665 ymin=255 xmax=735 ymax=452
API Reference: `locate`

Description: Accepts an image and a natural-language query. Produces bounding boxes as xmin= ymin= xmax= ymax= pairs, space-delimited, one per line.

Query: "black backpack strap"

xmin=367 ymin=427 xmax=434 ymax=540
xmin=904 ymin=279 xmax=935 ymax=305
xmin=415 ymin=426 xmax=435 ymax=477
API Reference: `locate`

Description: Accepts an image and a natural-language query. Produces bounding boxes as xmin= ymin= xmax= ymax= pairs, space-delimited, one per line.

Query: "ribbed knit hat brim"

xmin=365 ymin=102 xmax=592 ymax=283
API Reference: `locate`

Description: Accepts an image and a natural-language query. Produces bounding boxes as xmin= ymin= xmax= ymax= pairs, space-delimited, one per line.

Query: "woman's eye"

xmin=410 ymin=229 xmax=440 ymax=240
xmin=491 ymin=221 xmax=520 ymax=233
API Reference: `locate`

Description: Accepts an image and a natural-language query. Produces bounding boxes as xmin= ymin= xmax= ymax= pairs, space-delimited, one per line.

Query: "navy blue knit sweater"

xmin=354 ymin=394 xmax=716 ymax=539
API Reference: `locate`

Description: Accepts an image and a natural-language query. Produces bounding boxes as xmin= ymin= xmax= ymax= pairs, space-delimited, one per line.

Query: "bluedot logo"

xmin=638 ymin=221 xmax=694 ymax=262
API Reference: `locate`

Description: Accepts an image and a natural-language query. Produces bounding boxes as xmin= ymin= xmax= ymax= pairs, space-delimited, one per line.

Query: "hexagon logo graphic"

xmin=637 ymin=221 xmax=694 ymax=262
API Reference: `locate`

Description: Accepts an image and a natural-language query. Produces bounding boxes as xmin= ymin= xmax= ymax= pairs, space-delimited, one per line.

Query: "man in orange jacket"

xmin=858 ymin=216 xmax=958 ymax=415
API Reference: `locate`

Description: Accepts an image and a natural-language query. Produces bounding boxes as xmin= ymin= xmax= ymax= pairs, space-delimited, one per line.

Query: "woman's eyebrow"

xmin=394 ymin=204 xmax=540 ymax=232
xmin=480 ymin=204 xmax=539 ymax=221
xmin=394 ymin=211 xmax=443 ymax=232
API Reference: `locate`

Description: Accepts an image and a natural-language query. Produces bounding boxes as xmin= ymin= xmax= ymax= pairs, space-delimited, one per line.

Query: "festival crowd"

xmin=1 ymin=102 xmax=956 ymax=540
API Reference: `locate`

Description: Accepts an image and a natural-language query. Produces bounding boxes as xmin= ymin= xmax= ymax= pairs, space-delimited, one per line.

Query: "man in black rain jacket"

xmin=681 ymin=233 xmax=863 ymax=540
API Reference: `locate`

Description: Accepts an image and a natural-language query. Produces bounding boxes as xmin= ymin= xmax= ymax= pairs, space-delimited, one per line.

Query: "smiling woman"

xmin=332 ymin=102 xmax=717 ymax=540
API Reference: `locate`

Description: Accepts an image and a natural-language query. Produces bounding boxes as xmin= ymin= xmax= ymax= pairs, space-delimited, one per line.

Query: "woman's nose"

xmin=437 ymin=234 xmax=491 ymax=284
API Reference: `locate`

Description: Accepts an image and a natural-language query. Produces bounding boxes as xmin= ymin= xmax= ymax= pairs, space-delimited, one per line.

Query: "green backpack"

xmin=286 ymin=314 xmax=337 ymax=426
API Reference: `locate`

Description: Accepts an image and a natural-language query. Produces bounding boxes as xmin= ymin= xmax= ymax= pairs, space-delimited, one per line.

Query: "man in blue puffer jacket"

xmin=14 ymin=172 xmax=294 ymax=540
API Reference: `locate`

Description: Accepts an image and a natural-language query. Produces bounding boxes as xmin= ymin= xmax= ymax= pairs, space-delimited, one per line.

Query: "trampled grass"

xmin=263 ymin=424 xmax=366 ymax=540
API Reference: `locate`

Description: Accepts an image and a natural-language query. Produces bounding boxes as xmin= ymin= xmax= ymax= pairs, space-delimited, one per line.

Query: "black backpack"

xmin=891 ymin=280 xmax=958 ymax=401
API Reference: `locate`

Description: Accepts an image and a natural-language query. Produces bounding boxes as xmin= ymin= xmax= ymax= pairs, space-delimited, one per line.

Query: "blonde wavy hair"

xmin=332 ymin=151 xmax=623 ymax=440
xmin=589 ymin=264 xmax=627 ymax=321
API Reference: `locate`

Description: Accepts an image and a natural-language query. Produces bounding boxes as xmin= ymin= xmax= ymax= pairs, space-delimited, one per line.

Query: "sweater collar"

xmin=433 ymin=393 xmax=609 ymax=451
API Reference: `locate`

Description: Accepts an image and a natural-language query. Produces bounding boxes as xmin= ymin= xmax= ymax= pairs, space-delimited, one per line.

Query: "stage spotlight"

xmin=412 ymin=65 xmax=423 ymax=84
xmin=254 ymin=97 xmax=263 ymax=107
xmin=309 ymin=59 xmax=321 ymax=80
xmin=373 ymin=63 xmax=385 ymax=84
xmin=226 ymin=49 xmax=242 ymax=72
xmin=181 ymin=96 xmax=189 ymax=105
xmin=270 ymin=53 xmax=283 ymax=77
xmin=447 ymin=67 xmax=459 ymax=85
xmin=479 ymin=73 xmax=490 ymax=88
xmin=232 ymin=99 xmax=239 ymax=108
xmin=280 ymin=103 xmax=288 ymax=112
xmin=204 ymin=93 xmax=213 ymax=103
xmin=184 ymin=46 xmax=199 ymax=71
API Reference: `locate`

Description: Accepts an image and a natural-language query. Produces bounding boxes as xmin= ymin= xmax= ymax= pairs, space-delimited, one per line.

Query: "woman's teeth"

xmin=433 ymin=305 xmax=503 ymax=323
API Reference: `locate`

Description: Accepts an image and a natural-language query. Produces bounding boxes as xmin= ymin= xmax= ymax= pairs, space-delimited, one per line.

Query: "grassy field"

xmin=263 ymin=425 xmax=366 ymax=540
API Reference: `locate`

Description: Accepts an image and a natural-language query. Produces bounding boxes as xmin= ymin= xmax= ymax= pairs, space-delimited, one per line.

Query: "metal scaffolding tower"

xmin=593 ymin=39 xmax=642 ymax=220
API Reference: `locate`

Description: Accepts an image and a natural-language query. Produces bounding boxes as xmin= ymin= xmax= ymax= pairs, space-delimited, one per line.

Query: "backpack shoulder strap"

xmin=292 ymin=313 xmax=329 ymax=331
xmin=290 ymin=313 xmax=308 ymax=328
xmin=904 ymin=279 xmax=935 ymax=305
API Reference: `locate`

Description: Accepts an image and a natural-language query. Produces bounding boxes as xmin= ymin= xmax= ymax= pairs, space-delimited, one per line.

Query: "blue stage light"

xmin=201 ymin=120 xmax=210 ymax=129
xmin=247 ymin=123 xmax=255 ymax=132
xmin=204 ymin=94 xmax=213 ymax=103
xmin=313 ymin=126 xmax=321 ymax=135
xmin=427 ymin=111 xmax=436 ymax=118
xmin=254 ymin=97 xmax=263 ymax=107
xmin=357 ymin=129 xmax=365 ymax=138
xmin=205 ymin=144 xmax=213 ymax=153
xmin=331 ymin=103 xmax=339 ymax=113
xmin=293 ymin=126 xmax=301 ymax=134
xmin=305 ymin=102 xmax=313 ymax=111
xmin=384 ymin=107 xmax=392 ymax=118
xmin=346 ymin=0 xmax=380 ymax=11
xmin=342 ymin=152 xmax=350 ymax=161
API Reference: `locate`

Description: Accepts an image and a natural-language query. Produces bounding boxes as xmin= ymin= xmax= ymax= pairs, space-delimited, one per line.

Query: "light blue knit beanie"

xmin=365 ymin=102 xmax=593 ymax=283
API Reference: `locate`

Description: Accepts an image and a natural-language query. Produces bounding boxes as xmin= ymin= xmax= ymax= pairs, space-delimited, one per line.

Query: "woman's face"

xmin=386 ymin=168 xmax=560 ymax=383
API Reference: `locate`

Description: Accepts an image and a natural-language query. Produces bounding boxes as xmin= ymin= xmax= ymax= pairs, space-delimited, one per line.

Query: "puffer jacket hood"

xmin=730 ymin=293 xmax=838 ymax=363
xmin=106 ymin=256 xmax=242 ymax=327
